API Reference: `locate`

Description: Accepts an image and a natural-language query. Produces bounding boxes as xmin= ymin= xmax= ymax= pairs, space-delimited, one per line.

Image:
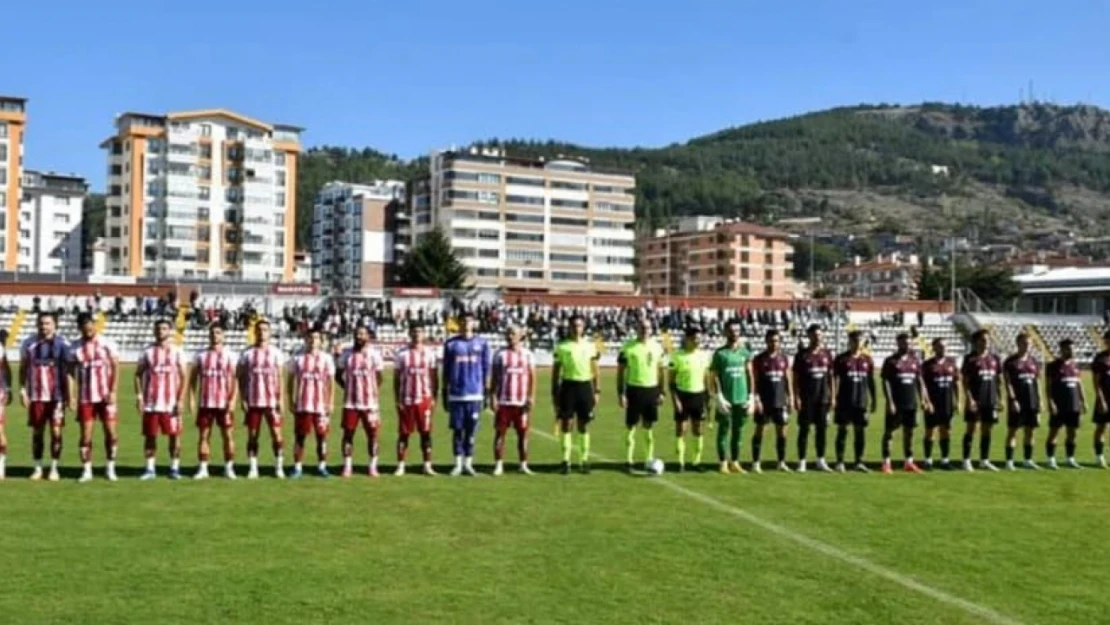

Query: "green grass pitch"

xmin=0 ymin=366 xmax=1106 ymax=625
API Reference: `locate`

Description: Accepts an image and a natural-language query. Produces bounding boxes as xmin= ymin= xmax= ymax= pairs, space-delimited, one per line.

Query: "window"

xmin=551 ymin=199 xmax=587 ymax=210
xmin=764 ymin=252 xmax=773 ymax=264
xmin=505 ymin=213 xmax=544 ymax=224
xmin=275 ymin=171 xmax=286 ymax=186
xmin=476 ymin=267 xmax=498 ymax=277
xmin=478 ymin=249 xmax=499 ymax=259
xmin=505 ymin=194 xmax=543 ymax=206
xmin=764 ymin=285 xmax=773 ymax=297
xmin=551 ymin=180 xmax=587 ymax=191
xmin=0 ymin=191 xmax=5 ymax=207
xmin=506 ymin=176 xmax=544 ymax=187
xmin=550 ymin=253 xmax=587 ymax=264
xmin=594 ymin=201 xmax=634 ymax=213
xmin=741 ymin=251 xmax=749 ymax=263
xmin=224 ymin=251 xmax=238 ymax=265
xmin=445 ymin=170 xmax=479 ymax=182
xmin=524 ymin=270 xmax=544 ymax=279
xmin=227 ymin=127 xmax=240 ymax=140
xmin=476 ymin=191 xmax=499 ymax=204
xmin=0 ymin=169 xmax=5 ymax=185
xmin=477 ymin=229 xmax=500 ymax=240
xmin=0 ymin=145 xmax=6 ymax=161
xmin=274 ymin=152 xmax=285 ymax=166
xmin=592 ymin=184 xmax=619 ymax=193
xmin=225 ymin=229 xmax=239 ymax=244
xmin=477 ymin=173 xmax=501 ymax=184
xmin=506 ymin=249 xmax=543 ymax=262
xmin=591 ymin=220 xmax=624 ymax=229
xmin=200 ymin=124 xmax=211 ymax=137
xmin=452 ymin=228 xmax=477 ymax=239
xmin=275 ymin=253 xmax=284 ymax=268
xmin=55 ymin=213 xmax=70 ymax=224
xmin=505 ymin=231 xmax=543 ymax=243
xmin=741 ymin=284 xmax=749 ymax=296
xmin=225 ymin=208 xmax=239 ymax=223
xmin=764 ymin=269 xmax=773 ymax=280
xmin=276 ymin=192 xmax=286 ymax=207
xmin=592 ymin=255 xmax=633 ymax=265
xmin=453 ymin=247 xmax=477 ymax=258
xmin=552 ymin=271 xmax=587 ymax=281
xmin=741 ymin=268 xmax=750 ymax=279
xmin=19 ymin=229 xmax=30 ymax=239
xmin=551 ymin=217 xmax=587 ymax=228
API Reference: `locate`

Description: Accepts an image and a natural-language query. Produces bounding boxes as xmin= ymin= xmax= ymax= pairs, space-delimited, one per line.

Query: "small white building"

xmin=18 ymin=170 xmax=87 ymax=275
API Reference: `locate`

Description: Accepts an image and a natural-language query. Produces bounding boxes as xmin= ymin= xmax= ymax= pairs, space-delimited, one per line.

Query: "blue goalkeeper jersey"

xmin=442 ymin=335 xmax=490 ymax=402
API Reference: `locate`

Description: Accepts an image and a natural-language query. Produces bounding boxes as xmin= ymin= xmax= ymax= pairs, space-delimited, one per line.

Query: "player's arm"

xmin=551 ymin=357 xmax=562 ymax=405
xmin=824 ymin=352 xmax=835 ymax=405
xmin=66 ymin=350 xmax=78 ymax=410
xmin=0 ymin=353 xmax=10 ymax=405
xmin=1078 ymin=368 xmax=1088 ymax=413
xmin=490 ymin=355 xmax=502 ymax=412
xmin=881 ymin=360 xmax=895 ymax=413
xmin=133 ymin=354 xmax=147 ymax=412
xmin=481 ymin=340 xmax=492 ymax=404
xmin=866 ymin=359 xmax=878 ymax=412
xmin=442 ymin=343 xmax=452 ymax=405
xmin=960 ymin=359 xmax=976 ymax=411
xmin=830 ymin=358 xmax=840 ymax=411
xmin=108 ymin=351 xmax=120 ymax=406
xmin=175 ymin=354 xmax=188 ymax=412
xmin=392 ymin=357 xmax=402 ymax=408
xmin=657 ymin=355 xmax=666 ymax=403
xmin=226 ymin=360 xmax=239 ymax=409
xmin=1094 ymin=359 xmax=1108 ymax=413
xmin=285 ymin=362 xmax=297 ymax=414
xmin=668 ymin=363 xmax=681 ymax=411
xmin=615 ymin=352 xmax=627 ymax=403
xmin=373 ymin=354 xmax=384 ymax=401
xmin=1045 ymin=364 xmax=1056 ymax=415
xmin=324 ymin=359 xmax=335 ymax=410
xmin=995 ymin=357 xmax=1004 ymax=406
xmin=745 ymin=358 xmax=755 ymax=410
xmin=526 ymin=356 xmax=536 ymax=410
xmin=590 ymin=348 xmax=600 ymax=399
xmin=186 ymin=356 xmax=200 ymax=414
xmin=1003 ymin=359 xmax=1018 ymax=411
xmin=18 ymin=344 xmax=29 ymax=406
xmin=429 ymin=353 xmax=440 ymax=408
xmin=917 ymin=366 xmax=932 ymax=413
xmin=952 ymin=362 xmax=963 ymax=413
xmin=236 ymin=358 xmax=248 ymax=408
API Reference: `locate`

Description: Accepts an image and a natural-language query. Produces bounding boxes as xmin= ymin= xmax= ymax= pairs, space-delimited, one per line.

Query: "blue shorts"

xmin=448 ymin=401 xmax=483 ymax=431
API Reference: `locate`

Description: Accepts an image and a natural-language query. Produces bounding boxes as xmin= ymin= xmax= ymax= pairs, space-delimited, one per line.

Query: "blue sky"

xmin=6 ymin=0 xmax=1109 ymax=190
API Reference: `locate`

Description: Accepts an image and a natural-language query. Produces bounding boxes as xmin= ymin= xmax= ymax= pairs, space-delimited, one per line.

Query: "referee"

xmin=552 ymin=315 xmax=600 ymax=475
xmin=618 ymin=317 xmax=666 ymax=472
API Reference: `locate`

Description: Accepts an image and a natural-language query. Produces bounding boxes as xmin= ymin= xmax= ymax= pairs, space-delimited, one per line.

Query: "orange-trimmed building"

xmin=99 ymin=109 xmax=301 ymax=281
xmin=824 ymin=253 xmax=923 ymax=299
xmin=0 ymin=95 xmax=27 ymax=271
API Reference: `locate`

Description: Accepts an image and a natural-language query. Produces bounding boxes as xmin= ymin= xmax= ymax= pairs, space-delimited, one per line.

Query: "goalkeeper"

xmin=710 ymin=319 xmax=755 ymax=474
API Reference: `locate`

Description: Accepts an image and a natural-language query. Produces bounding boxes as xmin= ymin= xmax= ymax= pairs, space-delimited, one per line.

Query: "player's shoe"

xmin=560 ymin=461 xmax=571 ymax=475
xmin=289 ymin=466 xmax=303 ymax=480
xmin=520 ymin=464 xmax=533 ymax=476
xmin=939 ymin=458 xmax=952 ymax=470
xmin=796 ymin=460 xmax=807 ymax=474
xmin=247 ymin=467 xmax=260 ymax=480
xmin=903 ymin=461 xmax=923 ymax=474
xmin=776 ymin=461 xmax=792 ymax=473
xmin=1098 ymin=455 xmax=1108 ymax=469
xmin=626 ymin=462 xmax=636 ymax=474
xmin=1067 ymin=457 xmax=1082 ymax=469
xmin=729 ymin=461 xmax=746 ymax=474
xmin=676 ymin=462 xmax=685 ymax=473
xmin=881 ymin=460 xmax=893 ymax=475
xmin=394 ymin=463 xmax=406 ymax=477
xmin=450 ymin=464 xmax=463 ymax=477
xmin=29 ymin=467 xmax=43 ymax=481
xmin=317 ymin=466 xmax=330 ymax=478
xmin=1005 ymin=460 xmax=1016 ymax=471
xmin=48 ymin=468 xmax=61 ymax=482
xmin=1047 ymin=457 xmax=1059 ymax=470
xmin=834 ymin=462 xmax=846 ymax=473
xmin=463 ymin=459 xmax=477 ymax=476
xmin=493 ymin=461 xmax=505 ymax=477
xmin=341 ymin=465 xmax=353 ymax=478
xmin=77 ymin=470 xmax=94 ymax=484
xmin=368 ymin=465 xmax=380 ymax=478
xmin=275 ymin=466 xmax=286 ymax=480
xmin=923 ymin=458 xmax=934 ymax=470
xmin=169 ymin=468 xmax=182 ymax=480
xmin=962 ymin=459 xmax=975 ymax=472
xmin=815 ymin=459 xmax=833 ymax=473
xmin=979 ymin=460 xmax=999 ymax=472
xmin=139 ymin=469 xmax=157 ymax=481
xmin=224 ymin=466 xmax=238 ymax=480
xmin=581 ymin=461 xmax=591 ymax=475
xmin=106 ymin=467 xmax=118 ymax=482
xmin=1023 ymin=460 xmax=1041 ymax=470
xmin=854 ymin=463 xmax=870 ymax=473
xmin=193 ymin=468 xmax=210 ymax=480
xmin=718 ymin=461 xmax=730 ymax=474
xmin=422 ymin=463 xmax=437 ymax=476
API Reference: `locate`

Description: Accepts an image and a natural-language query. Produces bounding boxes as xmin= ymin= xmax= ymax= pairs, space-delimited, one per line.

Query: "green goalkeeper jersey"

xmin=711 ymin=344 xmax=752 ymax=404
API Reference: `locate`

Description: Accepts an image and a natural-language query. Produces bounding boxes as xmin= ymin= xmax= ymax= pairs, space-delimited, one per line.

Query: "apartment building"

xmin=17 ymin=170 xmax=87 ymax=274
xmin=639 ymin=217 xmax=797 ymax=298
xmin=0 ymin=96 xmax=27 ymax=271
xmin=312 ymin=180 xmax=406 ymax=294
xmin=100 ymin=109 xmax=300 ymax=280
xmin=824 ymin=252 xmax=922 ymax=299
xmin=412 ymin=147 xmax=636 ymax=292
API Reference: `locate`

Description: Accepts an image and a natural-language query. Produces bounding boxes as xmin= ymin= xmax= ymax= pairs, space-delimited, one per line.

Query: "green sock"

xmin=579 ymin=433 xmax=591 ymax=463
xmin=625 ymin=429 xmax=636 ymax=464
xmin=561 ymin=432 xmax=573 ymax=462
xmin=644 ymin=430 xmax=655 ymax=461
xmin=676 ymin=436 xmax=686 ymax=465
xmin=730 ymin=420 xmax=744 ymax=462
xmin=716 ymin=423 xmax=729 ymax=461
xmin=693 ymin=435 xmax=704 ymax=465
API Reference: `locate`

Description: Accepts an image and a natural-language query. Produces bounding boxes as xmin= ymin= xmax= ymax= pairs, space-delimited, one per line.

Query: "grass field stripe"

xmin=532 ymin=430 xmax=1026 ymax=625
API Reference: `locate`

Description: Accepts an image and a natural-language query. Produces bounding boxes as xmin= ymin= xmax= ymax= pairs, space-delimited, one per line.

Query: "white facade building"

xmin=17 ymin=171 xmax=86 ymax=275
xmin=312 ymin=180 xmax=406 ymax=295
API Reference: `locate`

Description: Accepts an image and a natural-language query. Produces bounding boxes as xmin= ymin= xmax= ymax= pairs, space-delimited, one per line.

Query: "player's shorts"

xmin=965 ymin=404 xmax=999 ymax=424
xmin=885 ymin=409 xmax=917 ymax=431
xmin=797 ymin=401 xmax=830 ymax=426
xmin=77 ymin=402 xmax=117 ymax=425
xmin=755 ymin=405 xmax=789 ymax=426
xmin=27 ymin=401 xmax=63 ymax=429
xmin=834 ymin=407 xmax=869 ymax=428
xmin=674 ymin=390 xmax=707 ymax=422
xmin=1007 ymin=408 xmax=1040 ymax=429
xmin=448 ymin=400 xmax=482 ymax=431
xmin=245 ymin=407 xmax=284 ymax=430
xmin=1050 ymin=411 xmax=1081 ymax=429
xmin=196 ymin=407 xmax=234 ymax=430
xmin=624 ymin=385 xmax=660 ymax=427
xmin=715 ymin=403 xmax=749 ymax=427
xmin=557 ymin=381 xmax=595 ymax=423
xmin=342 ymin=408 xmax=381 ymax=432
xmin=1095 ymin=410 xmax=1110 ymax=425
xmin=295 ymin=412 xmax=331 ymax=437
xmin=924 ymin=407 xmax=954 ymax=429
xmin=142 ymin=412 xmax=182 ymax=438
xmin=496 ymin=405 xmax=530 ymax=432
xmin=399 ymin=399 xmax=434 ymax=436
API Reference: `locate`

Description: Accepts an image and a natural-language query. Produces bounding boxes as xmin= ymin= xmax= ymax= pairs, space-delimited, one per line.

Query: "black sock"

xmin=815 ymin=425 xmax=828 ymax=459
xmin=939 ymin=437 xmax=951 ymax=459
xmin=923 ymin=438 xmax=934 ymax=460
xmin=1023 ymin=444 xmax=1033 ymax=461
xmin=980 ymin=434 xmax=992 ymax=461
xmin=1005 ymin=444 xmax=1015 ymax=461
xmin=752 ymin=435 xmax=763 ymax=463
xmin=962 ymin=433 xmax=973 ymax=460
xmin=797 ymin=425 xmax=810 ymax=462
xmin=881 ymin=430 xmax=893 ymax=460
xmin=1047 ymin=442 xmax=1057 ymax=458
xmin=854 ymin=428 xmax=866 ymax=464
xmin=775 ymin=435 xmax=787 ymax=462
xmin=835 ymin=429 xmax=847 ymax=463
xmin=903 ymin=433 xmax=913 ymax=460
xmin=1066 ymin=441 xmax=1076 ymax=458
xmin=1096 ymin=439 xmax=1105 ymax=457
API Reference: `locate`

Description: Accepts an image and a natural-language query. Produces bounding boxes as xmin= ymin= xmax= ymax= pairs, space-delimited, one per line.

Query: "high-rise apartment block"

xmin=0 ymin=96 xmax=27 ymax=271
xmin=412 ymin=147 xmax=636 ymax=292
xmin=18 ymin=170 xmax=87 ymax=275
xmin=100 ymin=109 xmax=301 ymax=280
xmin=312 ymin=180 xmax=406 ymax=294
xmin=639 ymin=217 xmax=797 ymax=298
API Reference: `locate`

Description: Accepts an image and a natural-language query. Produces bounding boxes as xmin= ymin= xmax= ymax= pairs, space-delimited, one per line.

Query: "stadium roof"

xmin=1014 ymin=266 xmax=1110 ymax=293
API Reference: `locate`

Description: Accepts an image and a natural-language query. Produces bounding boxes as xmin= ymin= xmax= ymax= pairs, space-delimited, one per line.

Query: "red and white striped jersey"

xmin=394 ymin=345 xmax=437 ymax=406
xmin=138 ymin=344 xmax=184 ymax=413
xmin=69 ymin=337 xmax=119 ymax=405
xmin=20 ymin=336 xmax=69 ymax=402
xmin=239 ymin=346 xmax=286 ymax=409
xmin=339 ymin=346 xmax=384 ymax=411
xmin=291 ymin=350 xmax=335 ymax=414
xmin=494 ymin=347 xmax=535 ymax=407
xmin=193 ymin=347 xmax=238 ymax=409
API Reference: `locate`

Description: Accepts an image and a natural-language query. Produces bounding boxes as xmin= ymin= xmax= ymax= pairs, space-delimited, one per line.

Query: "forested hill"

xmin=294 ymin=103 xmax=1110 ymax=247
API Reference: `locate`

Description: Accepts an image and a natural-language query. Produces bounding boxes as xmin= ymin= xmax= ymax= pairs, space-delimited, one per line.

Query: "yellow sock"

xmin=579 ymin=433 xmax=591 ymax=463
xmin=645 ymin=430 xmax=655 ymax=461
xmin=676 ymin=436 xmax=686 ymax=465
xmin=693 ymin=435 xmax=704 ymax=465
xmin=625 ymin=429 xmax=636 ymax=464
xmin=561 ymin=432 xmax=572 ymax=462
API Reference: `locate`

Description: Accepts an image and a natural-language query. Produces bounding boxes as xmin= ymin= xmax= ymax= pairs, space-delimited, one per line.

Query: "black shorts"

xmin=1095 ymin=410 xmax=1110 ymax=426
xmin=965 ymin=404 xmax=999 ymax=425
xmin=924 ymin=409 xmax=954 ymax=429
xmin=885 ymin=409 xmax=917 ymax=431
xmin=1007 ymin=409 xmax=1040 ymax=429
xmin=557 ymin=381 xmax=595 ymax=423
xmin=674 ymin=391 xmax=708 ymax=422
xmin=625 ymin=385 xmax=660 ymax=427
xmin=755 ymin=405 xmax=789 ymax=426
xmin=798 ymin=401 xmax=829 ymax=426
xmin=1050 ymin=411 xmax=1081 ymax=429
xmin=834 ymin=407 xmax=869 ymax=428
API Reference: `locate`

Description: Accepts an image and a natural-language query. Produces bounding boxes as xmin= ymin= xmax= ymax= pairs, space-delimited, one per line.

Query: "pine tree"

xmin=397 ymin=227 xmax=470 ymax=289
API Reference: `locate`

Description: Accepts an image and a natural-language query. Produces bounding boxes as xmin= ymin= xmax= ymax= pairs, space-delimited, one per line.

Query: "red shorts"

xmin=28 ymin=401 xmax=64 ymax=429
xmin=295 ymin=412 xmax=331 ymax=437
xmin=342 ymin=408 xmax=380 ymax=432
xmin=196 ymin=408 xmax=234 ymax=430
xmin=77 ymin=402 xmax=117 ymax=424
xmin=245 ymin=407 xmax=283 ymax=430
xmin=398 ymin=400 xmax=434 ymax=436
xmin=496 ymin=405 xmax=530 ymax=432
xmin=143 ymin=412 xmax=182 ymax=438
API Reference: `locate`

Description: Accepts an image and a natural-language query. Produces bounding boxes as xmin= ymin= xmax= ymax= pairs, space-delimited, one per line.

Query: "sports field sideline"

xmin=0 ymin=367 xmax=1105 ymax=625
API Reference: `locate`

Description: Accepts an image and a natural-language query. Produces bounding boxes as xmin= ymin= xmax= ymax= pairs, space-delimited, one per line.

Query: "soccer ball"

xmin=649 ymin=458 xmax=665 ymax=475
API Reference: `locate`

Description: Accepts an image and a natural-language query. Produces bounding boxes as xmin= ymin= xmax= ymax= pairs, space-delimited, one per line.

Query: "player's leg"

xmin=796 ymin=405 xmax=811 ymax=471
xmin=493 ymin=407 xmax=510 ymax=476
xmin=979 ymin=418 xmax=997 ymax=470
xmin=691 ymin=417 xmax=705 ymax=470
xmin=397 ymin=406 xmax=413 ymax=474
xmin=292 ymin=414 xmax=308 ymax=477
xmin=1022 ymin=424 xmax=1038 ymax=469
xmin=728 ymin=406 xmax=745 ymax=473
xmin=449 ymin=401 xmax=467 ymax=475
xmin=340 ymin=419 xmax=357 ymax=478
xmin=961 ymin=417 xmax=979 ymax=471
xmin=514 ymin=408 xmax=531 ymax=474
xmin=901 ymin=413 xmax=920 ymax=472
xmin=102 ymin=411 xmax=119 ymax=481
xmin=48 ymin=404 xmax=63 ymax=480
xmin=1094 ymin=420 xmax=1108 ymax=467
xmin=141 ymin=413 xmax=158 ymax=479
xmin=0 ymin=419 xmax=7 ymax=480
xmin=1004 ymin=417 xmax=1020 ymax=469
xmin=196 ymin=414 xmax=213 ymax=479
xmin=715 ymin=407 xmax=731 ymax=472
xmin=1065 ymin=421 xmax=1080 ymax=468
xmin=774 ymin=414 xmax=790 ymax=471
xmin=853 ymin=418 xmax=869 ymax=472
xmin=418 ymin=403 xmax=435 ymax=475
xmin=642 ymin=396 xmax=658 ymax=468
xmin=364 ymin=414 xmax=381 ymax=477
xmin=219 ymin=414 xmax=237 ymax=478
xmin=624 ymin=390 xmax=640 ymax=468
xmin=674 ymin=411 xmax=688 ymax=471
xmin=575 ymin=390 xmax=594 ymax=473
xmin=78 ymin=411 xmax=95 ymax=482
xmin=833 ymin=418 xmax=849 ymax=469
xmin=880 ymin=418 xmax=897 ymax=474
xmin=460 ymin=402 xmax=480 ymax=475
xmin=938 ymin=420 xmax=952 ymax=467
xmin=314 ymin=416 xmax=330 ymax=476
xmin=245 ymin=410 xmax=262 ymax=478
xmin=167 ymin=413 xmax=183 ymax=479
xmin=267 ymin=411 xmax=285 ymax=478
xmin=1045 ymin=422 xmax=1062 ymax=468
xmin=814 ymin=411 xmax=830 ymax=471
xmin=750 ymin=414 xmax=766 ymax=472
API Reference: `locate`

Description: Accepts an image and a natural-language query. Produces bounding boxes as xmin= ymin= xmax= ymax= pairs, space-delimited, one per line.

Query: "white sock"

xmin=370 ymin=456 xmax=378 ymax=471
xmin=83 ymin=461 xmax=92 ymax=473
xmin=249 ymin=456 xmax=259 ymax=471
xmin=33 ymin=459 xmax=42 ymax=470
xmin=198 ymin=461 xmax=208 ymax=472
xmin=344 ymin=456 xmax=352 ymax=470
xmin=318 ymin=461 xmax=326 ymax=471
xmin=107 ymin=460 xmax=116 ymax=471
xmin=454 ymin=455 xmax=463 ymax=468
xmin=294 ymin=461 xmax=303 ymax=471
xmin=50 ymin=459 xmax=58 ymax=471
xmin=171 ymin=458 xmax=180 ymax=471
xmin=275 ymin=453 xmax=284 ymax=468
xmin=464 ymin=456 xmax=474 ymax=468
xmin=145 ymin=457 xmax=155 ymax=471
